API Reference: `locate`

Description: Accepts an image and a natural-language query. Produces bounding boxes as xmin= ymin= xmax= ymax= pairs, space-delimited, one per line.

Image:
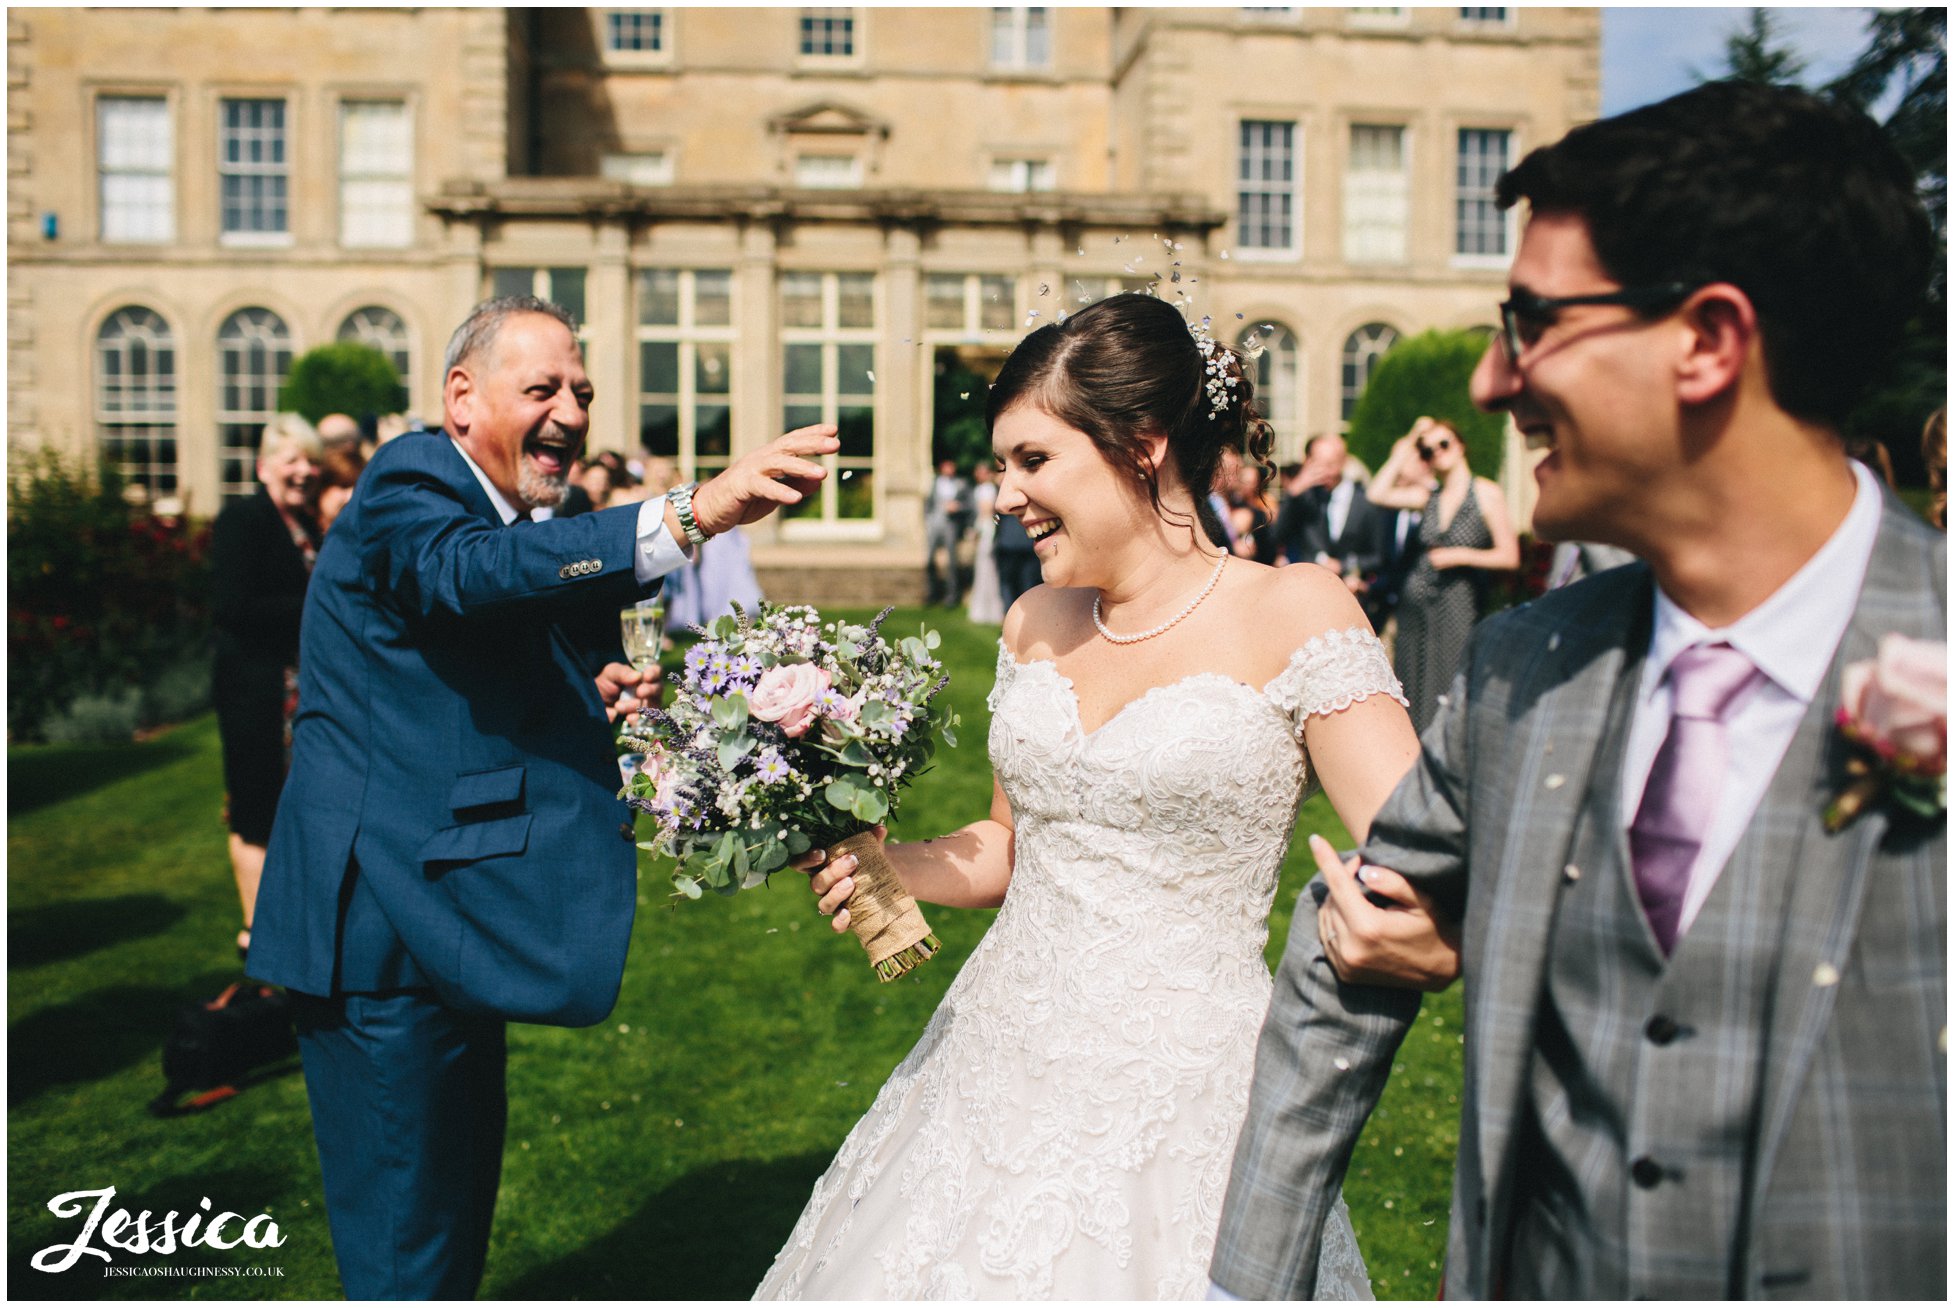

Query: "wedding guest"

xmin=246 ymin=296 xmax=838 ymax=1298
xmin=965 ymin=461 xmax=1005 ymax=624
xmin=316 ymin=412 xmax=363 ymax=453
xmin=316 ymin=441 xmax=367 ymax=534
xmin=1213 ymin=80 xmax=1944 ymax=1301
xmin=763 ymin=292 xmax=1418 ymax=1299
xmin=923 ymin=457 xmax=972 ymax=606
xmin=1365 ymin=418 xmax=1520 ymax=734
xmin=211 ymin=413 xmax=323 ymax=961
xmin=1273 ymin=433 xmax=1384 ymax=592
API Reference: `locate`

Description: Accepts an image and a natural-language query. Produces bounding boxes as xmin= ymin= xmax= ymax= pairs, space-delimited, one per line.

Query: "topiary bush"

xmin=8 ymin=449 xmax=213 ymax=741
xmin=278 ymin=341 xmax=407 ymax=425
xmin=1345 ymin=329 xmax=1507 ymax=478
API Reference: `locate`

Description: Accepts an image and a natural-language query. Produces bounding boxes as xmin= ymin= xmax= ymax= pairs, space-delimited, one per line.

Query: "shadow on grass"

xmin=500 ymin=1152 xmax=831 ymax=1299
xmin=10 ymin=895 xmax=190 ymax=970
xmin=9 ymin=1164 xmax=293 ymax=1299
xmin=10 ymin=974 xmax=238 ymax=1107
xmin=8 ymin=735 xmax=199 ymax=818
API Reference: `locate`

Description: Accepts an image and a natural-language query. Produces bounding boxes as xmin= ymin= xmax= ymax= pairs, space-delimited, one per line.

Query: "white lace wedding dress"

xmin=754 ymin=628 xmax=1404 ymax=1300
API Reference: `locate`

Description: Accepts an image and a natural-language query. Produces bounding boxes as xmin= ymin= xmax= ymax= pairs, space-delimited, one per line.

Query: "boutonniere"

xmin=1825 ymin=634 xmax=1946 ymax=832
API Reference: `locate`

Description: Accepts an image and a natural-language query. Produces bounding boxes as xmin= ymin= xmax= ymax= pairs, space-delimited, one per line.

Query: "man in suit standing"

xmin=923 ymin=457 xmax=972 ymax=605
xmin=1212 ymin=82 xmax=1943 ymax=1299
xmin=1275 ymin=433 xmax=1384 ymax=588
xmin=247 ymin=296 xmax=838 ymax=1298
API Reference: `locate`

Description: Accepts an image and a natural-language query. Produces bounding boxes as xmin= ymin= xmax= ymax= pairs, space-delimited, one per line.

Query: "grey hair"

xmin=259 ymin=412 xmax=323 ymax=461
xmin=442 ymin=295 xmax=580 ymax=376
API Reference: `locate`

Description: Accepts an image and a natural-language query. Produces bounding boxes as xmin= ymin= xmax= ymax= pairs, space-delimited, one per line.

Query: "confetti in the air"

xmin=865 ymin=370 xmax=875 ymax=382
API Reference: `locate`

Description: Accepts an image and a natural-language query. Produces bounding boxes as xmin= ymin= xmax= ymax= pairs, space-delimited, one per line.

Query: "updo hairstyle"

xmin=985 ymin=294 xmax=1273 ymax=536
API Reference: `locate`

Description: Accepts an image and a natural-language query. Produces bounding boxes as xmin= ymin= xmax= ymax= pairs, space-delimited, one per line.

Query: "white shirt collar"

xmin=1645 ymin=460 xmax=1882 ymax=705
xmin=449 ymin=435 xmax=554 ymax=524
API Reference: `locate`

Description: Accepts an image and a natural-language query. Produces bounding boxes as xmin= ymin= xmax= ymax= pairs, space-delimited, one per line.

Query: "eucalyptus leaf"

xmin=717 ymin=732 xmax=755 ymax=771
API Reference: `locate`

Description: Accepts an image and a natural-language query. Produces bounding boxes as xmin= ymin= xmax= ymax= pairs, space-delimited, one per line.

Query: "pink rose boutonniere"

xmin=1825 ymin=634 xmax=1947 ymax=832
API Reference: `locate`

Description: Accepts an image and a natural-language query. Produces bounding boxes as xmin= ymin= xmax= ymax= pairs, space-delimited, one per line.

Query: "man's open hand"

xmin=688 ymin=424 xmax=840 ymax=535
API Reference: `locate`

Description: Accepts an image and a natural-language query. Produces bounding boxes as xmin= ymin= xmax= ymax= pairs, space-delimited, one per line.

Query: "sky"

xmin=1601 ymin=7 xmax=1878 ymax=114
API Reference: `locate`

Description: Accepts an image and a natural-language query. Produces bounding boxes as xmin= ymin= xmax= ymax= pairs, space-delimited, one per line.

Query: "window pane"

xmin=640 ymin=341 xmax=680 ymax=395
xmin=980 ymin=276 xmax=1016 ymax=331
xmin=926 ymin=274 xmax=966 ymax=329
xmin=1238 ymin=120 xmax=1296 ymax=249
xmin=219 ymin=98 xmax=288 ymax=236
xmin=549 ymin=268 xmax=586 ymax=324
xmin=782 ymin=272 xmax=823 ymax=328
xmin=99 ymin=97 xmax=175 ymax=244
xmin=1345 ymin=124 xmax=1408 ymax=264
xmin=694 ymin=270 xmax=732 ymax=326
xmin=638 ymin=269 xmax=681 ymax=326
xmin=836 ymin=405 xmax=874 ymax=458
xmin=695 ymin=342 xmax=731 ymax=395
xmin=640 ymin=404 xmax=680 ymax=457
xmin=492 ymin=268 xmax=534 ymax=301
xmin=836 ymin=273 xmax=874 ymax=328
xmin=837 ymin=344 xmax=875 ymax=394
xmin=695 ymin=404 xmax=731 ymax=458
xmin=783 ymin=343 xmax=824 ymax=396
xmin=1455 ymin=129 xmax=1510 ymax=256
xmin=836 ymin=467 xmax=874 ymax=518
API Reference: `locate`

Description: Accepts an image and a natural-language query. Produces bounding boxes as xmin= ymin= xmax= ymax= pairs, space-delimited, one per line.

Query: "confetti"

xmin=865 ymin=370 xmax=875 ymax=382
xmin=1037 ymin=282 xmax=1050 ymax=297
xmin=959 ymin=392 xmax=969 ymax=400
xmin=1236 ymin=312 xmax=1245 ymax=319
xmin=1220 ymin=250 xmax=1231 ymax=259
xmin=841 ymin=469 xmax=855 ymax=480
xmin=1076 ymin=246 xmax=1085 ymax=256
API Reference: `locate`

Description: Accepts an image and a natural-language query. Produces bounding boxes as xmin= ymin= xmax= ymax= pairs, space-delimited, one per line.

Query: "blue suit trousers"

xmin=292 ymin=990 xmax=507 ymax=1299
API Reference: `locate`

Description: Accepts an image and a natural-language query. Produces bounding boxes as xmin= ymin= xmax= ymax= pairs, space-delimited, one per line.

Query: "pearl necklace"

xmin=1093 ymin=551 xmax=1229 ymax=645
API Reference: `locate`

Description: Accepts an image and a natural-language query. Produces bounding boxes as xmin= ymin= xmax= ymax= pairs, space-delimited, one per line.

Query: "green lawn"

xmin=8 ymin=607 xmax=1460 ymax=1299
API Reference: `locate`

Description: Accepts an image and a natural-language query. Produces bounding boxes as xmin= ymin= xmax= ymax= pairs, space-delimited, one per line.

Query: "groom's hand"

xmin=1310 ymin=834 xmax=1460 ymax=992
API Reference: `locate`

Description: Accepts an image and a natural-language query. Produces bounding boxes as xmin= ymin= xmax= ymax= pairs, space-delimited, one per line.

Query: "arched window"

xmin=95 ymin=306 xmax=179 ymax=500
xmin=1340 ymin=322 xmax=1398 ymax=423
xmin=338 ymin=305 xmax=412 ymax=406
xmin=217 ymin=307 xmax=293 ymax=501
xmin=1239 ymin=322 xmax=1301 ymax=461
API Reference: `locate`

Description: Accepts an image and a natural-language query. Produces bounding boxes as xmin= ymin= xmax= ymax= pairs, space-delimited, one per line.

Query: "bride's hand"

xmin=1309 ymin=834 xmax=1460 ymax=991
xmin=790 ymin=825 xmax=888 ymax=935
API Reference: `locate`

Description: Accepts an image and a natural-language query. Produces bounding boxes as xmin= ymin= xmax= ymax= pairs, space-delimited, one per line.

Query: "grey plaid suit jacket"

xmin=1212 ymin=495 xmax=1945 ymax=1299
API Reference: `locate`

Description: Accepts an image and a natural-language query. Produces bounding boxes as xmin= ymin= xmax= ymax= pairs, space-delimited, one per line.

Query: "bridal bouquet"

xmin=621 ymin=604 xmax=958 ymax=981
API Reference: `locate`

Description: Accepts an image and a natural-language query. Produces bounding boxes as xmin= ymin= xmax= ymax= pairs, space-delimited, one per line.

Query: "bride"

xmin=754 ymin=294 xmax=1421 ymax=1300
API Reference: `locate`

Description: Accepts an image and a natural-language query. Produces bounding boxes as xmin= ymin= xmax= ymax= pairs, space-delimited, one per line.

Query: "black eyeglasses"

xmin=1497 ymin=282 xmax=1700 ymax=363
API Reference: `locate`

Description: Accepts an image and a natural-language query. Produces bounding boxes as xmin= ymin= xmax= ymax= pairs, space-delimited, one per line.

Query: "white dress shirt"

xmin=1324 ymin=477 xmax=1356 ymax=546
xmin=1621 ymin=460 xmax=1883 ymax=935
xmin=449 ymin=436 xmax=691 ymax=585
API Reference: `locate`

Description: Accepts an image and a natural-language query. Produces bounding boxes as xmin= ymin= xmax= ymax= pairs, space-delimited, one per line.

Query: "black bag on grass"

xmin=148 ymin=982 xmax=298 ymax=1116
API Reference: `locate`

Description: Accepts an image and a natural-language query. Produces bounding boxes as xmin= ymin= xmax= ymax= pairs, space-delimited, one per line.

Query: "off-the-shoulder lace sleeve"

xmin=1263 ymin=626 xmax=1408 ymax=740
xmin=986 ymin=639 xmax=1017 ymax=713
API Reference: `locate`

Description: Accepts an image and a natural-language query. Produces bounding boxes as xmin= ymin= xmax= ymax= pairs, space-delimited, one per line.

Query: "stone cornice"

xmin=426 ymin=179 xmax=1228 ymax=233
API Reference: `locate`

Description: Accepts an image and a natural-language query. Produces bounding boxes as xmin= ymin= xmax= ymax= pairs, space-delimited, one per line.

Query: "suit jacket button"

xmin=558 ymin=564 xmax=574 ymax=579
xmin=1630 ymin=1156 xmax=1663 ymax=1188
xmin=619 ymin=822 xmax=636 ymax=841
xmin=1645 ymin=1015 xmax=1680 ymax=1045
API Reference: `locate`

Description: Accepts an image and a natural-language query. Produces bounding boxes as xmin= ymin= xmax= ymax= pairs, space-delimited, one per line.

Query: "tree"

xmin=1343 ymin=330 xmax=1506 ymax=479
xmin=1700 ymin=9 xmax=1808 ymax=87
xmin=931 ymin=350 xmax=994 ymax=471
xmin=278 ymin=341 xmax=407 ymax=425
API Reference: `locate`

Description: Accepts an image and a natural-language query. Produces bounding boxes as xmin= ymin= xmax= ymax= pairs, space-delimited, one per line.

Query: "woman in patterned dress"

xmin=1365 ymin=419 xmax=1520 ymax=735
xmin=756 ymin=295 xmax=1424 ymax=1300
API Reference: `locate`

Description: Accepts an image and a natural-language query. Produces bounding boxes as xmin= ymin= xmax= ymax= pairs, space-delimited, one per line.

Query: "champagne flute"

xmin=619 ymin=599 xmax=665 ymax=674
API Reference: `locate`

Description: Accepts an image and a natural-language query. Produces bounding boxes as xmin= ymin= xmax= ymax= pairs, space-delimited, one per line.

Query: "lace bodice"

xmin=755 ymin=628 xmax=1404 ymax=1300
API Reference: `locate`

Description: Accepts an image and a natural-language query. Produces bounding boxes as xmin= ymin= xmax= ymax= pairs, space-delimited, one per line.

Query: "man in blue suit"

xmin=248 ymin=296 xmax=837 ymax=1297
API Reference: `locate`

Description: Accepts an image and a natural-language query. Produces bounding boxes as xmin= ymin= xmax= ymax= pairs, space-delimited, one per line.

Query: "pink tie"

xmin=1628 ymin=643 xmax=1762 ymax=955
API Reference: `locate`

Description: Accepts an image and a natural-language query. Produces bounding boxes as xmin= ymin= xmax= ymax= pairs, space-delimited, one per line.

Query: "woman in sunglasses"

xmin=1366 ymin=416 xmax=1519 ymax=733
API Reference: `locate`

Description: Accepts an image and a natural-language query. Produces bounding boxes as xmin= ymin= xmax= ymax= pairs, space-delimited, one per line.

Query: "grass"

xmin=8 ymin=606 xmax=1460 ymax=1299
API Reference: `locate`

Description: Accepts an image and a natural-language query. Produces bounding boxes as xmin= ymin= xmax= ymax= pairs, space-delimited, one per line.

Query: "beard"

xmin=517 ymin=458 xmax=570 ymax=509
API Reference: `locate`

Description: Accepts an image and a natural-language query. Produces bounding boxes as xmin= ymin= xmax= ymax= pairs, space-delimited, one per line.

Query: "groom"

xmin=248 ymin=296 xmax=837 ymax=1297
xmin=1211 ymin=82 xmax=1944 ymax=1299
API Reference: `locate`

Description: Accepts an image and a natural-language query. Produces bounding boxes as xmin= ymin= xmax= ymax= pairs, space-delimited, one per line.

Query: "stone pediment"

xmin=767 ymin=100 xmax=890 ymax=140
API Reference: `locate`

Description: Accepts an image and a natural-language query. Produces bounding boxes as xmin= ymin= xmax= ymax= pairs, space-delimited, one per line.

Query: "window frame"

xmin=779 ymin=270 xmax=880 ymax=538
xmin=1342 ymin=121 xmax=1411 ymax=266
xmin=797 ymin=7 xmax=862 ymax=64
xmin=1241 ymin=321 xmax=1303 ymax=460
xmin=1339 ymin=321 xmax=1399 ymax=424
xmin=96 ymin=93 xmax=176 ymax=245
xmin=337 ymin=305 xmax=413 ymax=408
xmin=793 ymin=152 xmax=865 ymax=189
xmin=600 ymin=8 xmax=671 ymax=63
xmin=1234 ymin=117 xmax=1301 ymax=260
xmin=337 ymin=98 xmax=414 ymax=250
xmin=634 ymin=268 xmax=738 ymax=484
xmin=987 ymin=156 xmax=1055 ymax=193
xmin=1453 ymin=125 xmax=1518 ymax=266
xmin=95 ymin=305 xmax=181 ymax=500
xmin=217 ymin=96 xmax=293 ymax=248
xmin=989 ymin=7 xmax=1051 ymax=73
xmin=216 ymin=306 xmax=296 ymax=502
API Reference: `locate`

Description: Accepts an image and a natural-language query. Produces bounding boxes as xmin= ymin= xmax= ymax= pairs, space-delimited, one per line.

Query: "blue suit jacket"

xmin=250 ymin=431 xmax=659 ymax=1026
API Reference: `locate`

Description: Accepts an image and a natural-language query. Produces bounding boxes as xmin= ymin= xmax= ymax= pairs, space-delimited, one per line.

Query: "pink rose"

xmin=1839 ymin=634 xmax=1946 ymax=774
xmin=749 ymin=663 xmax=830 ymax=738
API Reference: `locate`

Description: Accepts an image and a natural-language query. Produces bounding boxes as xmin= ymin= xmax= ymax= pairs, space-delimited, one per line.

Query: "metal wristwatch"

xmin=669 ymin=480 xmax=712 ymax=545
